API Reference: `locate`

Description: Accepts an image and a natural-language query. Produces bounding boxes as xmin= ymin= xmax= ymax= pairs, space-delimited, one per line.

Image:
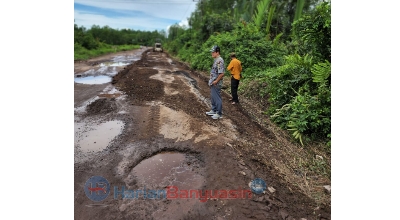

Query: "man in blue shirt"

xmin=206 ymin=45 xmax=224 ymax=119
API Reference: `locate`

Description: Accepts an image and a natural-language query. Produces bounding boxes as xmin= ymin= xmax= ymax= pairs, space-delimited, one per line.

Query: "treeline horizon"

xmin=74 ymin=23 xmax=167 ymax=60
xmin=74 ymin=23 xmax=167 ymax=49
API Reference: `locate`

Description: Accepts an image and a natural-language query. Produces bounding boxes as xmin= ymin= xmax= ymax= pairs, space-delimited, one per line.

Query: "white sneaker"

xmin=206 ymin=110 xmax=217 ymax=115
xmin=211 ymin=114 xmax=222 ymax=119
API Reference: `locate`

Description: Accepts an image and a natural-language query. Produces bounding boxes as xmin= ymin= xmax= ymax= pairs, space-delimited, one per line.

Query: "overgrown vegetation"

xmin=164 ymin=0 xmax=331 ymax=149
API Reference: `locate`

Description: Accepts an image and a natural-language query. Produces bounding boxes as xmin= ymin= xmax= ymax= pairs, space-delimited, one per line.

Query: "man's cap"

xmin=209 ymin=45 xmax=220 ymax=53
xmin=230 ymin=52 xmax=236 ymax=57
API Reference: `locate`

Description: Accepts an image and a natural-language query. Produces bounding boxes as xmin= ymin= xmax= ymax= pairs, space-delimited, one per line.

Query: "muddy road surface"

xmin=74 ymin=48 xmax=330 ymax=219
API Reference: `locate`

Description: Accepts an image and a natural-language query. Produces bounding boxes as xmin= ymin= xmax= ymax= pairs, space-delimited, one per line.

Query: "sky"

xmin=74 ymin=0 xmax=198 ymax=32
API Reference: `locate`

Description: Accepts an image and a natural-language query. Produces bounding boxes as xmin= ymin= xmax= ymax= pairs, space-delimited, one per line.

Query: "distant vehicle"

xmin=153 ymin=42 xmax=163 ymax=52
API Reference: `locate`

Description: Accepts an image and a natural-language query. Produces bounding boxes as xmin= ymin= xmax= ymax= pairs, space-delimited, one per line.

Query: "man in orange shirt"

xmin=227 ymin=52 xmax=242 ymax=104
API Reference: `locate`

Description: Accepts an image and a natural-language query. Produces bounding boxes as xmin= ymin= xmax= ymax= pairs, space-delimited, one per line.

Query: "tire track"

xmin=144 ymin=104 xmax=161 ymax=138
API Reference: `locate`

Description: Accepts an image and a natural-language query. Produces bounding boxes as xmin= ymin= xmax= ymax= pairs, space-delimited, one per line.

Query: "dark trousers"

xmin=231 ymin=77 xmax=240 ymax=102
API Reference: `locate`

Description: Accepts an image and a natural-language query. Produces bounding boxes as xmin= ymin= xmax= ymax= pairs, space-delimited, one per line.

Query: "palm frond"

xmin=266 ymin=4 xmax=276 ymax=37
xmin=252 ymin=0 xmax=271 ymax=29
xmin=312 ymin=60 xmax=331 ymax=85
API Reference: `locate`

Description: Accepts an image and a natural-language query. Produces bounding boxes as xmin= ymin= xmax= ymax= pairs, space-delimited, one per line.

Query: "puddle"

xmin=75 ymin=120 xmax=124 ymax=152
xmin=131 ymin=152 xmax=204 ymax=187
xmin=99 ymin=62 xmax=130 ymax=67
xmin=130 ymin=152 xmax=206 ymax=220
xmin=131 ymin=152 xmax=186 ymax=185
xmin=74 ymin=75 xmax=112 ymax=84
xmin=112 ymin=55 xmax=141 ymax=63
xmin=117 ymin=147 xmax=206 ymax=219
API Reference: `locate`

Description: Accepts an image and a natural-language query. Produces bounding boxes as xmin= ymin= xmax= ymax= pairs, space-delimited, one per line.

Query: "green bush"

xmin=265 ymin=54 xmax=315 ymax=111
xmin=189 ymin=23 xmax=287 ymax=76
xmin=163 ymin=1 xmax=331 ymax=147
xmin=263 ymin=2 xmax=331 ymax=146
xmin=267 ymin=56 xmax=331 ymax=145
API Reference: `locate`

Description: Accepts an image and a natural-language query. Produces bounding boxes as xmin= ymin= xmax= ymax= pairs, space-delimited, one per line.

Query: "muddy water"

xmin=135 ymin=152 xmax=204 ymax=187
xmin=131 ymin=152 xmax=186 ymax=185
xmin=99 ymin=62 xmax=130 ymax=67
xmin=112 ymin=55 xmax=141 ymax=63
xmin=130 ymin=151 xmax=205 ymax=190
xmin=129 ymin=152 xmax=206 ymax=219
xmin=74 ymin=75 xmax=112 ymax=84
xmin=75 ymin=120 xmax=124 ymax=152
xmin=75 ymin=53 xmax=142 ymax=85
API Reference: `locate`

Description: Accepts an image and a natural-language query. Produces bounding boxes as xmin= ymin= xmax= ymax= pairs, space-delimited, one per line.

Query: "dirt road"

xmin=74 ymin=48 xmax=330 ymax=219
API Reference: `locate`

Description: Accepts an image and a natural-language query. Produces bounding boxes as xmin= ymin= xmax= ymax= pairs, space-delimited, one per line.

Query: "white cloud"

xmin=178 ymin=19 xmax=189 ymax=27
xmin=74 ymin=0 xmax=196 ymax=31
xmin=165 ymin=18 xmax=189 ymax=37
xmin=75 ymin=10 xmax=172 ymax=31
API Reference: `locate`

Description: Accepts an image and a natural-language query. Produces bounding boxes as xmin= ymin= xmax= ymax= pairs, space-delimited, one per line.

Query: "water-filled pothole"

xmin=75 ymin=120 xmax=124 ymax=152
xmin=129 ymin=152 xmax=205 ymax=220
xmin=132 ymin=152 xmax=185 ymax=184
xmin=130 ymin=152 xmax=204 ymax=189
xmin=74 ymin=75 xmax=112 ymax=84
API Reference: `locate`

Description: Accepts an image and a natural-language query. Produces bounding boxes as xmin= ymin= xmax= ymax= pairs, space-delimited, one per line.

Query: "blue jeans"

xmin=210 ymin=84 xmax=222 ymax=115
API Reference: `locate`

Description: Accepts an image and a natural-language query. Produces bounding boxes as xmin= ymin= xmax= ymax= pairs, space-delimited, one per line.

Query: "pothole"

xmin=131 ymin=152 xmax=185 ymax=185
xmin=118 ymin=150 xmax=206 ymax=219
xmin=75 ymin=120 xmax=124 ymax=152
xmin=129 ymin=152 xmax=204 ymax=189
xmin=128 ymin=152 xmax=205 ymax=220
xmin=74 ymin=75 xmax=112 ymax=84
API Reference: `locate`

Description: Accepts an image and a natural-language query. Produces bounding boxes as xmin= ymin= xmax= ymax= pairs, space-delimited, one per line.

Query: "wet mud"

xmin=74 ymin=48 xmax=330 ymax=219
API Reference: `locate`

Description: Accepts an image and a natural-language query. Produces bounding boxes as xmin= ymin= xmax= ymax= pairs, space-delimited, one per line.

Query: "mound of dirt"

xmin=86 ymin=98 xmax=117 ymax=115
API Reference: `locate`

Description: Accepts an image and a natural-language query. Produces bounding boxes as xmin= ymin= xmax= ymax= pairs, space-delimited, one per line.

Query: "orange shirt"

xmin=227 ymin=58 xmax=242 ymax=80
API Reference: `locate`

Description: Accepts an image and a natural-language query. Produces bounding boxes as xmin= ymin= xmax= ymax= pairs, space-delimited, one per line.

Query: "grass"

xmin=74 ymin=43 xmax=141 ymax=61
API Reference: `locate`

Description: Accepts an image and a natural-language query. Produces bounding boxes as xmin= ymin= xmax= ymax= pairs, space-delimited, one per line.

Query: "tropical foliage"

xmin=164 ymin=0 xmax=331 ymax=148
